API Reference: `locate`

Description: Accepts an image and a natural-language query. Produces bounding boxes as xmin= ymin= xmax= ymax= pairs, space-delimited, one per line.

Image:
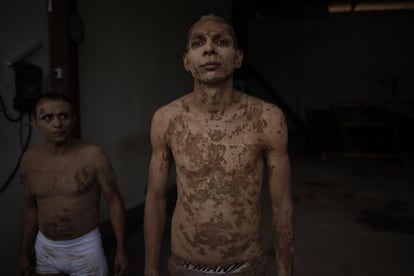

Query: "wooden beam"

xmin=48 ymin=0 xmax=81 ymax=137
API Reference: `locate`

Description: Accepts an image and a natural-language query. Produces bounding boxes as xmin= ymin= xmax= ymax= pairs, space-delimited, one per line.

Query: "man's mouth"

xmin=51 ymin=131 xmax=65 ymax=137
xmin=201 ymin=62 xmax=220 ymax=70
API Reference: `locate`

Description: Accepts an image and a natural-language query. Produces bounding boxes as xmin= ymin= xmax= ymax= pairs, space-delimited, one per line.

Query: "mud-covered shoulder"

xmin=79 ymin=142 xmax=103 ymax=153
xmin=151 ymin=93 xmax=193 ymax=143
xmin=75 ymin=144 xmax=114 ymax=178
xmin=242 ymin=92 xmax=283 ymax=116
xmin=20 ymin=150 xmax=33 ymax=174
xmin=261 ymin=101 xmax=285 ymax=121
xmin=240 ymin=92 xmax=285 ymax=122
xmin=154 ymin=93 xmax=193 ymax=118
xmin=20 ymin=146 xmax=43 ymax=169
xmin=260 ymin=102 xmax=288 ymax=150
xmin=241 ymin=92 xmax=287 ymax=144
xmin=77 ymin=143 xmax=108 ymax=161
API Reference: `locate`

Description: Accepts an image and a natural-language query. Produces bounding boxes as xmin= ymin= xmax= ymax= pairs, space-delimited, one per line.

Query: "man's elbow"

xmin=145 ymin=187 xmax=167 ymax=202
xmin=106 ymin=193 xmax=125 ymax=208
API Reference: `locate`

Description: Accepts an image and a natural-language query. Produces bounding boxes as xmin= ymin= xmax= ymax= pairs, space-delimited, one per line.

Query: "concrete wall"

xmin=0 ymin=0 xmax=230 ymax=274
xmin=0 ymin=0 xmax=49 ymax=273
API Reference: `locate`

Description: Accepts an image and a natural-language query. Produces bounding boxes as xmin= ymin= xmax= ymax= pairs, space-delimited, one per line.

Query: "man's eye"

xmin=43 ymin=115 xmax=52 ymax=121
xmin=59 ymin=114 xmax=68 ymax=120
xmin=192 ymin=40 xmax=202 ymax=47
xmin=216 ymin=39 xmax=228 ymax=46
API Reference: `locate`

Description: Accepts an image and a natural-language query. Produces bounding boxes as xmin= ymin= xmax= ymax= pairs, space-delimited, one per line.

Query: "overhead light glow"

xmin=328 ymin=3 xmax=353 ymax=13
xmin=329 ymin=1 xmax=414 ymax=13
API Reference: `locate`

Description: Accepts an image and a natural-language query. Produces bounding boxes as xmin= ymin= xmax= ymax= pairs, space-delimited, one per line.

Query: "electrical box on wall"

xmin=13 ymin=62 xmax=42 ymax=113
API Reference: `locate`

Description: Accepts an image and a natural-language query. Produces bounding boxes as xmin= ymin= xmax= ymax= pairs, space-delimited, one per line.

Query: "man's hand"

xmin=114 ymin=249 xmax=128 ymax=276
xmin=144 ymin=268 xmax=159 ymax=276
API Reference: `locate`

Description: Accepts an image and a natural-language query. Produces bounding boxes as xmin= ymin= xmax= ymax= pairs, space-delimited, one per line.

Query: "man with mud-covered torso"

xmin=144 ymin=15 xmax=294 ymax=276
xmin=17 ymin=94 xmax=128 ymax=276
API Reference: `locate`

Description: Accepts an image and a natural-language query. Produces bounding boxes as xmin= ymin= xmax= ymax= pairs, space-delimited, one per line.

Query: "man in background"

xmin=17 ymin=93 xmax=128 ymax=275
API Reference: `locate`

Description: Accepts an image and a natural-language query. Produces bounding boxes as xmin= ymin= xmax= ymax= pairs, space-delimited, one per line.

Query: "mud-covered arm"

xmin=96 ymin=148 xmax=128 ymax=275
xmin=17 ymin=153 xmax=38 ymax=275
xmin=264 ymin=106 xmax=294 ymax=276
xmin=144 ymin=108 xmax=172 ymax=276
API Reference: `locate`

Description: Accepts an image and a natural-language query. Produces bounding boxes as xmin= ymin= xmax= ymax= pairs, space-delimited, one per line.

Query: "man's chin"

xmin=197 ymin=74 xmax=231 ymax=85
xmin=48 ymin=136 xmax=70 ymax=144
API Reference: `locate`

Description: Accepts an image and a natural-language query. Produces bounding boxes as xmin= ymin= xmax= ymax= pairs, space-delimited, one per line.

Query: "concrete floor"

xmin=104 ymin=144 xmax=414 ymax=275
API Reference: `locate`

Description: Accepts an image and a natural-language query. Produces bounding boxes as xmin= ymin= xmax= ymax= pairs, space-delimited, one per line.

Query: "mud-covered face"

xmin=33 ymin=99 xmax=76 ymax=143
xmin=183 ymin=19 xmax=243 ymax=85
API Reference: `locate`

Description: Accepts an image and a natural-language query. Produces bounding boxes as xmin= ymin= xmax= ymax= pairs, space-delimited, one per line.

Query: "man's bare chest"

xmin=28 ymin=159 xmax=97 ymax=198
xmin=169 ymin=119 xmax=266 ymax=174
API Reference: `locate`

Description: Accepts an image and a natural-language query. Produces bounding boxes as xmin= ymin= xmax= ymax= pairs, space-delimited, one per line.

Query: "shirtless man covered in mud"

xmin=144 ymin=15 xmax=294 ymax=276
xmin=17 ymin=93 xmax=128 ymax=275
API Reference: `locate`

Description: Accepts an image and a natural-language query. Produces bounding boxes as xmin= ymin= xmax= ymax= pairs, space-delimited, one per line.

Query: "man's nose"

xmin=51 ymin=117 xmax=62 ymax=127
xmin=203 ymin=40 xmax=216 ymax=55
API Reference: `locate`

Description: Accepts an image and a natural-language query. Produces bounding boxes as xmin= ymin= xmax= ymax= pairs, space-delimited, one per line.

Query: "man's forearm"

xmin=273 ymin=200 xmax=294 ymax=276
xmin=108 ymin=196 xmax=127 ymax=251
xmin=144 ymin=195 xmax=167 ymax=275
xmin=20 ymin=207 xmax=38 ymax=257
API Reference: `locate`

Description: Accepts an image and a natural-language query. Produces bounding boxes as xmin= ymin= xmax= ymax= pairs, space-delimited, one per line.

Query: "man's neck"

xmin=43 ymin=137 xmax=79 ymax=156
xmin=193 ymin=80 xmax=239 ymax=117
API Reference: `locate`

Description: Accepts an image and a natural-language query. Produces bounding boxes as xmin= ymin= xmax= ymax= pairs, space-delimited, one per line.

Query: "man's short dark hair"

xmin=32 ymin=93 xmax=73 ymax=117
xmin=185 ymin=14 xmax=239 ymax=51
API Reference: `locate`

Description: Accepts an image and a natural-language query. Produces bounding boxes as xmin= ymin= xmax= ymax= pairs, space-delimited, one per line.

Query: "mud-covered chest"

xmin=28 ymin=165 xmax=97 ymax=197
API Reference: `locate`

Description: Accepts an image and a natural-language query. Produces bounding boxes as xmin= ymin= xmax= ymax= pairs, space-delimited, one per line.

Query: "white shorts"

xmin=34 ymin=228 xmax=108 ymax=275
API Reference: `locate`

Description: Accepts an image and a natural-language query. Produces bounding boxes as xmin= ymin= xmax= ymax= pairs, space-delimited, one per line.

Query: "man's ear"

xmin=71 ymin=115 xmax=78 ymax=128
xmin=183 ymin=52 xmax=191 ymax=72
xmin=234 ymin=49 xmax=244 ymax=69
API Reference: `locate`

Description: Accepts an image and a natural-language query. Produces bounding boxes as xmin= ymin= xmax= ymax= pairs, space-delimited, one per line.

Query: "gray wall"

xmin=0 ymin=0 xmax=231 ymax=274
xmin=0 ymin=0 xmax=48 ymax=273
